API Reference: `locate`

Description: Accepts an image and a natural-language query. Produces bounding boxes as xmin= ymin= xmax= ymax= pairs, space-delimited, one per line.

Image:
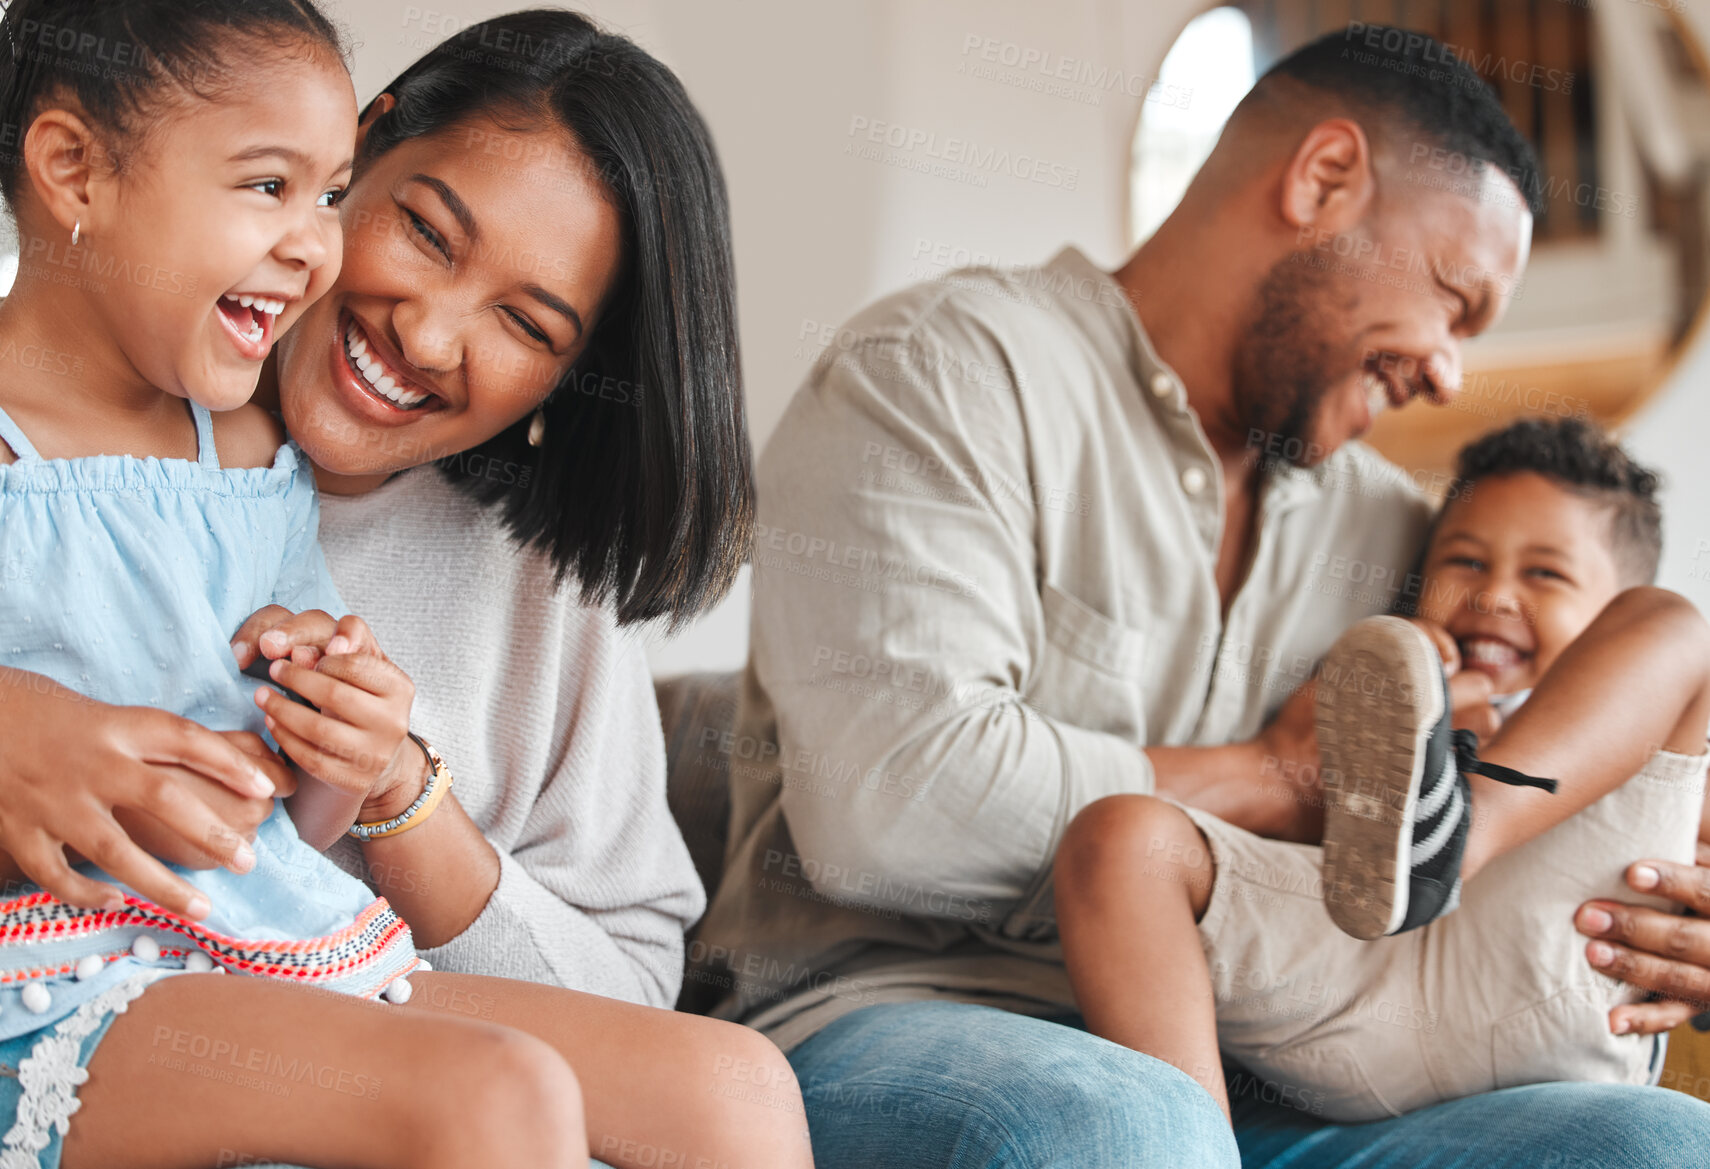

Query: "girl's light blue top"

xmin=0 ymin=400 xmax=414 ymax=1041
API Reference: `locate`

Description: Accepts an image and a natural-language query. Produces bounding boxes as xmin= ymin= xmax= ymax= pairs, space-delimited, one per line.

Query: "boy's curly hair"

xmin=1446 ymin=416 xmax=1663 ymax=586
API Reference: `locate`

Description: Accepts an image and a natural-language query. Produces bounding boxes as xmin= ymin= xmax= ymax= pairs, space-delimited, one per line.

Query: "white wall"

xmin=1623 ymin=2 xmax=1710 ymax=612
xmin=326 ymin=0 xmax=1710 ymax=672
xmin=638 ymin=0 xmax=1188 ymax=673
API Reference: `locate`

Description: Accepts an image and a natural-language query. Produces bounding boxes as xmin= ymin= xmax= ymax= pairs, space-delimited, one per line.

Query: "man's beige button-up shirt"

xmin=698 ymin=247 xmax=1434 ymax=1050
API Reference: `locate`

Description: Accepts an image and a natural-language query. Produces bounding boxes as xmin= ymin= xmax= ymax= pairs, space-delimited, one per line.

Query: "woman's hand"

xmin=1575 ymin=848 xmax=1710 ymax=1035
xmin=110 ymin=731 xmax=291 ymax=870
xmin=232 ymin=607 xmax=425 ymax=840
xmin=0 ymin=669 xmax=288 ymax=919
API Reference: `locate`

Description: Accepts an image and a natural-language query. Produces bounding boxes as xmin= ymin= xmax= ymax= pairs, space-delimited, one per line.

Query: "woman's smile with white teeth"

xmin=345 ymin=319 xmax=430 ymax=409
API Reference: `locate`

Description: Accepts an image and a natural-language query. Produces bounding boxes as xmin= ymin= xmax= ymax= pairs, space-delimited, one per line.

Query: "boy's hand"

xmin=1405 ymin=617 xmax=1460 ymax=671
xmin=1447 ymin=671 xmax=1499 ymax=738
xmin=1404 ymin=617 xmax=1501 ymax=737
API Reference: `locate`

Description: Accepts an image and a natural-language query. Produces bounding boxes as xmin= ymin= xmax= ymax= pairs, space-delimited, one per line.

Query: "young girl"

xmin=0 ymin=0 xmax=590 ymax=1165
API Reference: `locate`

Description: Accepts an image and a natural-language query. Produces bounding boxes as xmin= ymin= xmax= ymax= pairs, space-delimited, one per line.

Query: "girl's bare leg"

xmin=61 ymin=972 xmax=587 ymax=1169
xmin=401 ymin=972 xmax=815 ymax=1169
xmin=1462 ymin=587 xmax=1710 ymax=878
xmin=1054 ymin=794 xmax=1228 ymax=1119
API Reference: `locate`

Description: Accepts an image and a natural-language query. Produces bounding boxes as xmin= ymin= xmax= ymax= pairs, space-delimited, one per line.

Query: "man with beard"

xmin=697 ymin=26 xmax=1710 ymax=1169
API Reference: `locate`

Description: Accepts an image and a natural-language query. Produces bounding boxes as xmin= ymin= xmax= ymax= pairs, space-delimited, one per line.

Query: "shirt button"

xmin=1181 ymin=466 xmax=1208 ymax=495
xmin=1149 ymin=372 xmax=1173 ymax=398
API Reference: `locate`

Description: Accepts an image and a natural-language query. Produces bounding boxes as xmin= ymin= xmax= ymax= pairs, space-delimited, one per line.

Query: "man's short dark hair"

xmin=1448 ymin=417 xmax=1664 ymax=585
xmin=1249 ymin=24 xmax=1545 ymax=217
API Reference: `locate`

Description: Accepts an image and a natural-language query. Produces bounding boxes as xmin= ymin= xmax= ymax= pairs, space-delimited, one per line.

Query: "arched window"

xmin=1128 ymin=7 xmax=1256 ymax=246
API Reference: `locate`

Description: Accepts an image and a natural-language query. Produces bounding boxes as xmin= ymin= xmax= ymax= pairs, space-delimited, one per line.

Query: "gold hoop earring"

xmin=70 ymin=220 xmax=80 ymax=247
xmin=527 ymin=408 xmax=547 ymax=448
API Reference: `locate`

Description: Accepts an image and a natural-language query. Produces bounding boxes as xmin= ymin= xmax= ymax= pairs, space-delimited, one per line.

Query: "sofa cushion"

xmin=654 ymin=670 xmax=740 ymax=900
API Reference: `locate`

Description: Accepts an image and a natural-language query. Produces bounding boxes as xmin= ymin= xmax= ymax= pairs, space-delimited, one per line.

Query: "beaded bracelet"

xmin=347 ymin=733 xmax=454 ymax=841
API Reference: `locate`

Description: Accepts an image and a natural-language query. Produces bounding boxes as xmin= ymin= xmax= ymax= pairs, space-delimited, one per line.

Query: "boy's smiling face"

xmin=1417 ymin=471 xmax=1625 ymax=694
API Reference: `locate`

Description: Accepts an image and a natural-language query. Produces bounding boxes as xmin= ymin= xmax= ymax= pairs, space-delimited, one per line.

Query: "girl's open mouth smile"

xmin=216 ymin=292 xmax=287 ymax=361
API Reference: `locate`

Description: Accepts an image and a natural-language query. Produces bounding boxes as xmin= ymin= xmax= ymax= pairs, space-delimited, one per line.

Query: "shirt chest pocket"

xmin=1026 ymin=581 xmax=1148 ymax=743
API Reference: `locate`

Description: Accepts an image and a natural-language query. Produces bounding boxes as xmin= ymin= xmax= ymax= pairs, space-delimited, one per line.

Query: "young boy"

xmin=1054 ymin=418 xmax=1710 ymax=1122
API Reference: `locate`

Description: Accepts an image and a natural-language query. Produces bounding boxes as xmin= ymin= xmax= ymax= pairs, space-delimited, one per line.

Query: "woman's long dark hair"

xmin=361 ymin=9 xmax=751 ymax=628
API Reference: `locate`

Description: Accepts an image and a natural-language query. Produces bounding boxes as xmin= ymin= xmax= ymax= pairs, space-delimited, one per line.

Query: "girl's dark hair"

xmin=0 ymin=0 xmax=344 ymax=209
xmin=363 ymin=9 xmax=751 ymax=629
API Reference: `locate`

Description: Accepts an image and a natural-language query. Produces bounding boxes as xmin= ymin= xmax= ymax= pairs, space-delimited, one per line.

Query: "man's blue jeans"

xmin=788 ymin=1000 xmax=1710 ymax=1168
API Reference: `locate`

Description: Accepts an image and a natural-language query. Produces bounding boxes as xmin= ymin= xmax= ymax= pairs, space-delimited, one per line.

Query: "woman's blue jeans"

xmin=787 ymin=1000 xmax=1710 ymax=1169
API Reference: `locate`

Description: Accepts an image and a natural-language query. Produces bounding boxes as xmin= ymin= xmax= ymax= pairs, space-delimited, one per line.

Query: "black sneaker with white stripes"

xmin=1316 ymin=616 xmax=1558 ymax=939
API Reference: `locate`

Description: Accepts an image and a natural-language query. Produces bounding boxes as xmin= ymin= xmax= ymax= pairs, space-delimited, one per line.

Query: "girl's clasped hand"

xmin=230 ymin=607 xmax=428 ymax=847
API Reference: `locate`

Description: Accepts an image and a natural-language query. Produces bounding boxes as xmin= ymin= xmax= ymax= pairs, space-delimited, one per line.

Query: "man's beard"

xmin=1230 ymin=256 xmax=1349 ymax=468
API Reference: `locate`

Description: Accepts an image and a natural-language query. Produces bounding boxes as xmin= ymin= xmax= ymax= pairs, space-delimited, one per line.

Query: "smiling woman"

xmin=300 ymin=126 xmax=619 ymax=417
xmin=239 ymin=13 xmax=797 ymax=1167
xmin=0 ymin=5 xmax=805 ymax=1169
xmin=276 ymin=10 xmax=751 ymax=628
xmin=283 ymin=114 xmax=620 ymax=459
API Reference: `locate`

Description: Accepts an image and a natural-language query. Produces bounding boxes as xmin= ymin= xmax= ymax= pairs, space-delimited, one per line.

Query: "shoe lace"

xmin=1452 ymin=728 xmax=1559 ymax=793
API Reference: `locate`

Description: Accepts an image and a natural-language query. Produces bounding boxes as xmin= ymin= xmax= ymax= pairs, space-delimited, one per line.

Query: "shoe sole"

xmin=1316 ymin=617 xmax=1445 ymax=940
